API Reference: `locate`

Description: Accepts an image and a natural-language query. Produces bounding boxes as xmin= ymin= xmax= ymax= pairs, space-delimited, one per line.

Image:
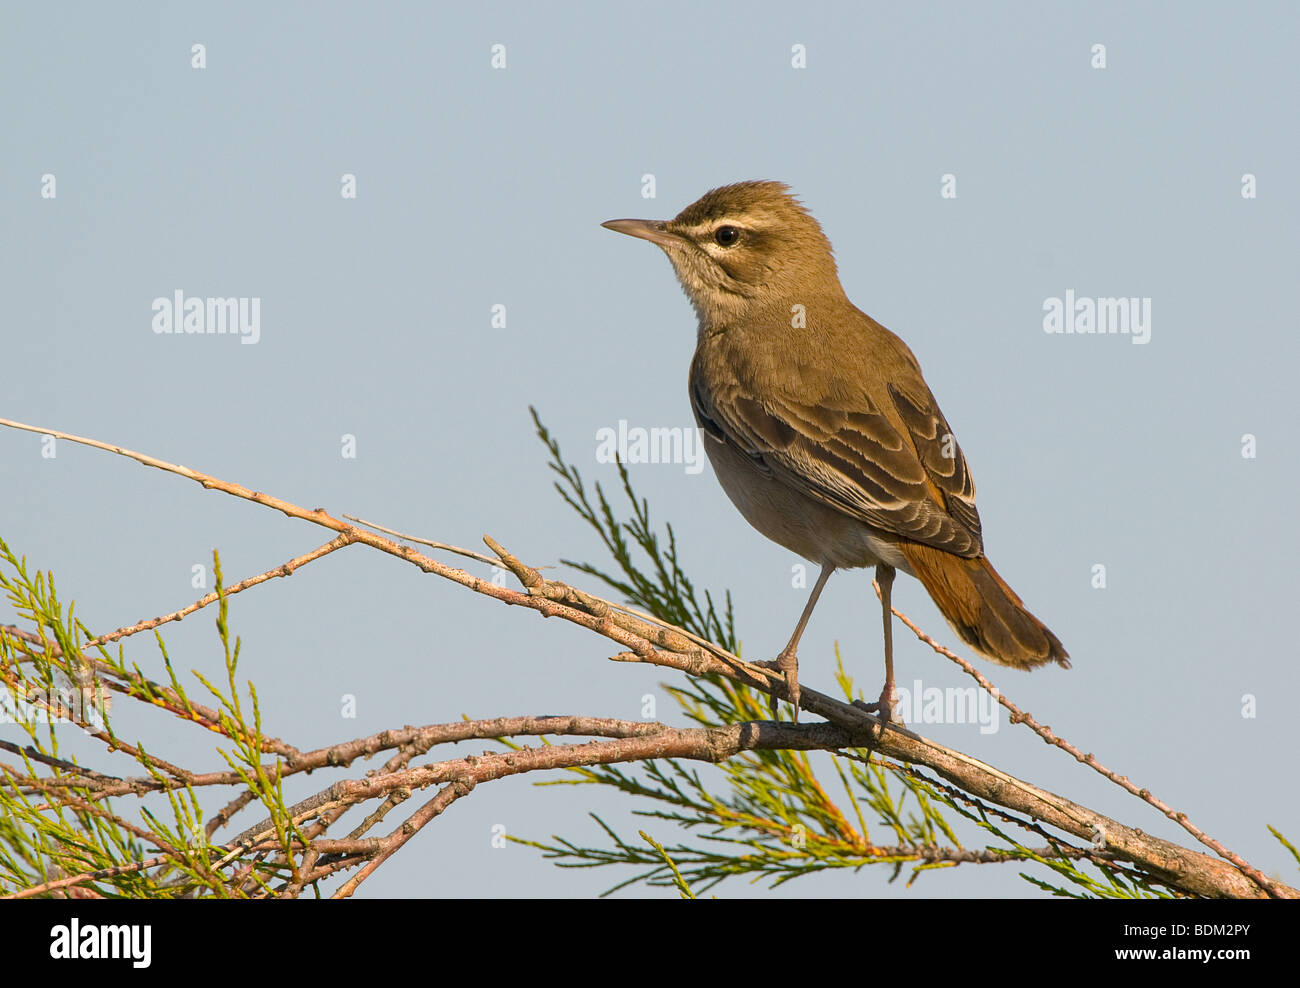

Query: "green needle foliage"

xmin=518 ymin=411 xmax=1218 ymax=898
xmin=0 ymin=541 xmax=300 ymax=897
xmin=532 ymin=407 xmax=735 ymax=652
xmin=0 ymin=417 xmax=1293 ymax=899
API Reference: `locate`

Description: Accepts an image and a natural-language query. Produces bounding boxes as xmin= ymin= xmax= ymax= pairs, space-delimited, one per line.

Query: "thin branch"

xmin=330 ymin=779 xmax=474 ymax=899
xmin=874 ymin=578 xmax=1291 ymax=900
xmin=0 ymin=415 xmax=1291 ymax=900
xmin=86 ymin=535 xmax=354 ymax=646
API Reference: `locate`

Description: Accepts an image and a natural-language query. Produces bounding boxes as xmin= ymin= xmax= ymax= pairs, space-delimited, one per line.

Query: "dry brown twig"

xmin=0 ymin=416 xmax=1292 ymax=899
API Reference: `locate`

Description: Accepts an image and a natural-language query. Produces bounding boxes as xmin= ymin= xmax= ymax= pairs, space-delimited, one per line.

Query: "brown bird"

xmin=602 ymin=181 xmax=1068 ymax=720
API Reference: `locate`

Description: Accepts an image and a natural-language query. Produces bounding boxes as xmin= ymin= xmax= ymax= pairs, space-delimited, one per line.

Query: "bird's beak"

xmin=601 ymin=218 xmax=685 ymax=250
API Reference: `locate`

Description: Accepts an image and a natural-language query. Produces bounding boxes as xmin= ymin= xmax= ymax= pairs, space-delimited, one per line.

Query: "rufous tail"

xmin=899 ymin=544 xmax=1070 ymax=669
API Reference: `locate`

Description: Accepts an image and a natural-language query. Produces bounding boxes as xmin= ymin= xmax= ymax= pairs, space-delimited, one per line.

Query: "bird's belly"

xmin=702 ymin=437 xmax=914 ymax=575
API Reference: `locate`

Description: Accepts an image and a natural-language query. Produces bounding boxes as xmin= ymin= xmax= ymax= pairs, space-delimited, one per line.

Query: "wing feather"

xmin=691 ymin=357 xmax=983 ymax=557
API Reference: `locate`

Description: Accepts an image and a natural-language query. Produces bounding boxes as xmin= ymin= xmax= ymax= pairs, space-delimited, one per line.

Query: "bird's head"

xmin=602 ymin=181 xmax=843 ymax=327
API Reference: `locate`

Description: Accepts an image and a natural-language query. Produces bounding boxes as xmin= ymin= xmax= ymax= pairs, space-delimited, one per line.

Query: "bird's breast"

xmin=697 ymin=429 xmax=914 ymax=575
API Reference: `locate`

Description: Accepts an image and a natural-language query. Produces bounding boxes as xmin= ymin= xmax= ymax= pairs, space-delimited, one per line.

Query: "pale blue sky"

xmin=2 ymin=2 xmax=1296 ymax=897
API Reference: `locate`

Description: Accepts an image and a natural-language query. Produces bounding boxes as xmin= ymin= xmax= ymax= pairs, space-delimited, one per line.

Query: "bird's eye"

xmin=713 ymin=225 xmax=741 ymax=247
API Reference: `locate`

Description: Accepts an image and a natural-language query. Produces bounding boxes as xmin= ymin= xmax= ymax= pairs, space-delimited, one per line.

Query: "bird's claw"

xmin=755 ymin=649 xmax=800 ymax=721
xmin=852 ymin=683 xmax=901 ymax=724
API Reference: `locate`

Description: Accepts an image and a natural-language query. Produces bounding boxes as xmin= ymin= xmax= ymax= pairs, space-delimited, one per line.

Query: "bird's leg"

xmin=755 ymin=564 xmax=833 ymax=721
xmin=854 ymin=564 xmax=901 ymax=723
xmin=875 ymin=564 xmax=900 ymax=720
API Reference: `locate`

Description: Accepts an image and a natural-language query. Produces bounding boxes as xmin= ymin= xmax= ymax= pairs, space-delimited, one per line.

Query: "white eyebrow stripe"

xmin=679 ymin=210 xmax=775 ymax=237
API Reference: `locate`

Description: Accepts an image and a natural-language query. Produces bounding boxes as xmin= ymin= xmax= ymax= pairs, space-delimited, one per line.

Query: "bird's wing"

xmin=691 ymin=354 xmax=984 ymax=557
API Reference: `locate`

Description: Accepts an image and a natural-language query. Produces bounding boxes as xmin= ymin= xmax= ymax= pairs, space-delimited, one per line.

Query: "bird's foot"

xmin=754 ymin=648 xmax=800 ymax=721
xmin=852 ymin=682 xmax=902 ymax=724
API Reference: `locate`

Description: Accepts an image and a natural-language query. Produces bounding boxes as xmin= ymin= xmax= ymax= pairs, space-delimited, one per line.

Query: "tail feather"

xmin=899 ymin=543 xmax=1070 ymax=669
